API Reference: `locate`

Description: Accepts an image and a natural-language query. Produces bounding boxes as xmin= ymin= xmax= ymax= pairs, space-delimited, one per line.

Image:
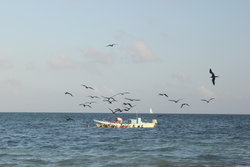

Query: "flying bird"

xmin=81 ymin=84 xmax=94 ymax=90
xmin=159 ymin=93 xmax=168 ymax=97
xmin=106 ymin=43 xmax=117 ymax=47
xmin=65 ymin=92 xmax=73 ymax=97
xmin=84 ymin=101 xmax=96 ymax=105
xmin=112 ymin=92 xmax=130 ymax=97
xmin=124 ymin=98 xmax=140 ymax=101
xmin=79 ymin=104 xmax=92 ymax=108
xmin=169 ymin=99 xmax=183 ymax=103
xmin=123 ymin=107 xmax=131 ymax=112
xmin=180 ymin=103 xmax=190 ymax=108
xmin=108 ymin=108 xmax=123 ymax=114
xmin=123 ymin=102 xmax=133 ymax=108
xmin=114 ymin=108 xmax=123 ymax=113
xmin=201 ymin=98 xmax=215 ymax=103
xmin=209 ymin=68 xmax=219 ymax=85
xmin=102 ymin=96 xmax=117 ymax=104
xmin=103 ymin=99 xmax=115 ymax=104
xmin=88 ymin=95 xmax=99 ymax=99
xmin=109 ymin=108 xmax=117 ymax=114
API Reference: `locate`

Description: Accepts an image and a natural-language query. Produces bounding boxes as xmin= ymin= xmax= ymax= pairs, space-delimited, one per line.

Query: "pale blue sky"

xmin=0 ymin=0 xmax=249 ymax=114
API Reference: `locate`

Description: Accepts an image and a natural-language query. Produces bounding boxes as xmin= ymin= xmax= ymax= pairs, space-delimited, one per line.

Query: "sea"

xmin=0 ymin=113 xmax=249 ymax=167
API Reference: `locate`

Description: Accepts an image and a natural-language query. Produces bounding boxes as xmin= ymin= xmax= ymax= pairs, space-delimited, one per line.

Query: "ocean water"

xmin=0 ymin=113 xmax=249 ymax=167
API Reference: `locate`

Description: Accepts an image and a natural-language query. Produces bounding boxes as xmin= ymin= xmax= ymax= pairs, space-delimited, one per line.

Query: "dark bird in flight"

xmin=84 ymin=101 xmax=96 ymax=105
xmin=209 ymin=68 xmax=219 ymax=85
xmin=180 ymin=103 xmax=190 ymax=108
xmin=109 ymin=108 xmax=117 ymax=114
xmin=108 ymin=108 xmax=123 ymax=114
xmin=123 ymin=107 xmax=131 ymax=112
xmin=123 ymin=102 xmax=133 ymax=108
xmin=169 ymin=99 xmax=183 ymax=103
xmin=124 ymin=98 xmax=140 ymax=101
xmin=106 ymin=43 xmax=117 ymax=47
xmin=102 ymin=96 xmax=117 ymax=104
xmin=112 ymin=92 xmax=130 ymax=97
xmin=201 ymin=98 xmax=215 ymax=103
xmin=79 ymin=104 xmax=92 ymax=108
xmin=103 ymin=99 xmax=115 ymax=104
xmin=88 ymin=95 xmax=99 ymax=99
xmin=114 ymin=108 xmax=123 ymax=113
xmin=65 ymin=92 xmax=73 ymax=97
xmin=159 ymin=93 xmax=168 ymax=97
xmin=81 ymin=84 xmax=94 ymax=90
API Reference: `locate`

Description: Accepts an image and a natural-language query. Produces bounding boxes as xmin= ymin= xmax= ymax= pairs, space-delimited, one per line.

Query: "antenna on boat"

xmin=135 ymin=107 xmax=139 ymax=123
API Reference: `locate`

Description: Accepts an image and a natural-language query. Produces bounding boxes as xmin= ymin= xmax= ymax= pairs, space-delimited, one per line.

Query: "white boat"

xmin=149 ymin=108 xmax=153 ymax=114
xmin=94 ymin=117 xmax=157 ymax=128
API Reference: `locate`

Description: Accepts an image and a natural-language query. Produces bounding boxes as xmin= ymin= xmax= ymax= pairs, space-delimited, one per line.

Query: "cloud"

xmin=80 ymin=48 xmax=116 ymax=65
xmin=48 ymin=55 xmax=75 ymax=69
xmin=123 ymin=41 xmax=157 ymax=62
xmin=0 ymin=58 xmax=12 ymax=70
xmin=197 ymin=86 xmax=216 ymax=97
xmin=172 ymin=72 xmax=190 ymax=82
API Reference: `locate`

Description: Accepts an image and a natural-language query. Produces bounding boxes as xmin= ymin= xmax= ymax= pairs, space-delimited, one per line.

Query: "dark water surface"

xmin=0 ymin=113 xmax=249 ymax=167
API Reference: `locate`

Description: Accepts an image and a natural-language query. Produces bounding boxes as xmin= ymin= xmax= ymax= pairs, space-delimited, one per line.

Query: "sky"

xmin=0 ymin=0 xmax=250 ymax=114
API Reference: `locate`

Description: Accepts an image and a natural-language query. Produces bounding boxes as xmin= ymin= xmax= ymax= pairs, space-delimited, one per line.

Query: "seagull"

xmin=84 ymin=101 xmax=96 ymax=105
xmin=123 ymin=102 xmax=133 ymax=108
xmin=88 ymin=95 xmax=99 ymax=99
xmin=106 ymin=43 xmax=117 ymax=47
xmin=112 ymin=92 xmax=130 ymax=97
xmin=81 ymin=84 xmax=94 ymax=90
xmin=114 ymin=108 xmax=123 ymax=113
xmin=123 ymin=107 xmax=131 ymax=112
xmin=201 ymin=98 xmax=215 ymax=103
xmin=124 ymin=98 xmax=140 ymax=101
xmin=102 ymin=96 xmax=117 ymax=104
xmin=65 ymin=92 xmax=73 ymax=97
xmin=209 ymin=68 xmax=219 ymax=85
xmin=79 ymin=104 xmax=92 ymax=108
xmin=108 ymin=108 xmax=117 ymax=114
xmin=169 ymin=99 xmax=183 ymax=103
xmin=159 ymin=93 xmax=168 ymax=97
xmin=180 ymin=103 xmax=190 ymax=108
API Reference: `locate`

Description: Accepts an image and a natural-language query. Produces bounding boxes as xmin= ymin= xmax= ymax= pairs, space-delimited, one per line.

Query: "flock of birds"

xmin=65 ymin=87 xmax=140 ymax=114
xmin=64 ymin=43 xmax=220 ymax=115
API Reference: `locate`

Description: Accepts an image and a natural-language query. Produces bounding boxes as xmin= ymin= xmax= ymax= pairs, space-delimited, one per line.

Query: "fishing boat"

xmin=94 ymin=117 xmax=157 ymax=128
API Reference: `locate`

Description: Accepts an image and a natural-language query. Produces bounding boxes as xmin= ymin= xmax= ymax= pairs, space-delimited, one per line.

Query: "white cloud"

xmin=123 ymin=41 xmax=157 ymax=62
xmin=48 ymin=55 xmax=75 ymax=69
xmin=197 ymin=86 xmax=216 ymax=97
xmin=0 ymin=58 xmax=12 ymax=70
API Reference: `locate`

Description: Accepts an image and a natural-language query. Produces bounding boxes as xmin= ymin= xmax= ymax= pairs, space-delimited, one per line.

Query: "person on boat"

xmin=114 ymin=117 xmax=123 ymax=124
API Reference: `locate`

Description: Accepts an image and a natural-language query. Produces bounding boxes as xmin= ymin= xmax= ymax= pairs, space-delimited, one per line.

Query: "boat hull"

xmin=93 ymin=119 xmax=157 ymax=128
